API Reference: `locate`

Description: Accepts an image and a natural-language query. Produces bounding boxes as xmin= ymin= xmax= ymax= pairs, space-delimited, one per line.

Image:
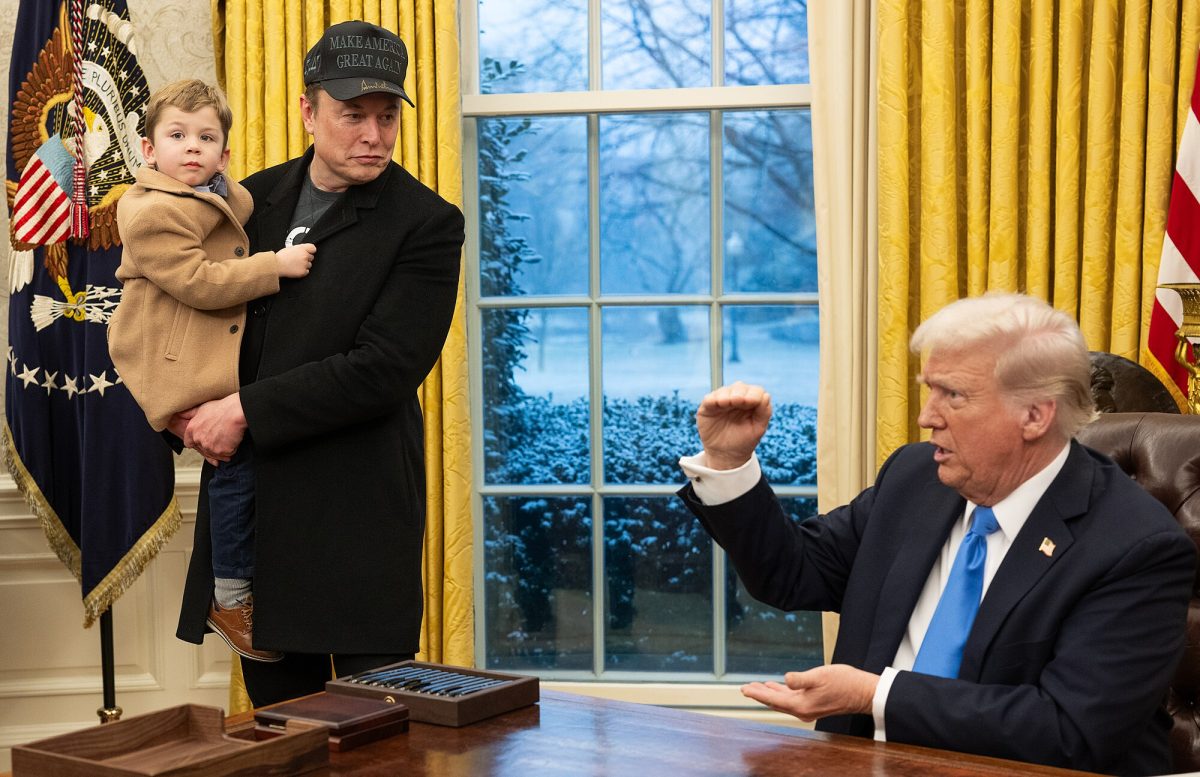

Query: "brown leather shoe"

xmin=206 ymin=596 xmax=283 ymax=662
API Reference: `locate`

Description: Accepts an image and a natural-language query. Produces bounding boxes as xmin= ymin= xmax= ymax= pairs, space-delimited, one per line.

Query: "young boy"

xmin=108 ymin=79 xmax=315 ymax=662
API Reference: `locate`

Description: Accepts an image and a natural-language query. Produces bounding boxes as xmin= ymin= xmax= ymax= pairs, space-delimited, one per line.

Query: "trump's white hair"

xmin=910 ymin=293 xmax=1098 ymax=438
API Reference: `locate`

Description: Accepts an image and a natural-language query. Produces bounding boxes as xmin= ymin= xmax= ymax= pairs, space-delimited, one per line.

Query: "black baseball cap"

xmin=303 ymin=20 xmax=415 ymax=106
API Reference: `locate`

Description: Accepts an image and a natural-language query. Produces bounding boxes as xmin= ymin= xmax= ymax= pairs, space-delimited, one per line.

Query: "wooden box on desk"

xmin=326 ymin=660 xmax=539 ymax=727
xmin=254 ymin=691 xmax=410 ymax=752
xmin=12 ymin=704 xmax=327 ymax=777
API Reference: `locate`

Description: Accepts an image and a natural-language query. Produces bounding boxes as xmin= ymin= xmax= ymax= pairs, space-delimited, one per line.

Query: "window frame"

xmin=460 ymin=0 xmax=817 ymax=715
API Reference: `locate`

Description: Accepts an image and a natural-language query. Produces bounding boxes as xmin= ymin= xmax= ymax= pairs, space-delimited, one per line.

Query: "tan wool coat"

xmin=108 ymin=167 xmax=281 ymax=431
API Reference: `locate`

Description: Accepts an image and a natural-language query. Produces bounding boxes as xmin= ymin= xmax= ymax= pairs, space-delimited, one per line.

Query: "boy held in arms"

xmin=108 ymin=79 xmax=316 ymax=662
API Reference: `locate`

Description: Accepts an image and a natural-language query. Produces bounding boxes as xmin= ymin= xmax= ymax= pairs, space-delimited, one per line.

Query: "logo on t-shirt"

xmin=285 ymin=226 xmax=310 ymax=247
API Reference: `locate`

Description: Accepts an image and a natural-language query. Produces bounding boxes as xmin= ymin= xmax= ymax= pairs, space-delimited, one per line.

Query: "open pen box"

xmin=325 ymin=660 xmax=539 ymax=727
xmin=12 ymin=704 xmax=327 ymax=777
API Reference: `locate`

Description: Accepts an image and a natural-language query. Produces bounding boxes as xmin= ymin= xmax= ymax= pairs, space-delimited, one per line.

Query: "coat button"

xmin=229 ymin=325 xmax=239 ymax=334
xmin=234 ymin=246 xmax=245 ymax=256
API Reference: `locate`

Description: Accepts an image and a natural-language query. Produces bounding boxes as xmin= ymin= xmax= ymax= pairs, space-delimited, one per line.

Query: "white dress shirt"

xmin=679 ymin=443 xmax=1070 ymax=740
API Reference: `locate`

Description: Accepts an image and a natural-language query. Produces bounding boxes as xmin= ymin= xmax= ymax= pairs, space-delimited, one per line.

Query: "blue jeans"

xmin=208 ymin=441 xmax=255 ymax=579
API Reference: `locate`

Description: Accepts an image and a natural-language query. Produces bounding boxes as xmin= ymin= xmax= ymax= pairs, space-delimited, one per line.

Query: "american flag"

xmin=12 ymin=136 xmax=72 ymax=246
xmin=1147 ymin=56 xmax=1200 ymax=404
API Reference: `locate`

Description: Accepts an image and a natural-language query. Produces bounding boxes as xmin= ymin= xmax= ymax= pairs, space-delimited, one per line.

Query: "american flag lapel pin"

xmin=1038 ymin=537 xmax=1056 ymax=557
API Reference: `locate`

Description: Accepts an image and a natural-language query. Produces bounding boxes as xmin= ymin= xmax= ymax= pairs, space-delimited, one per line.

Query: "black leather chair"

xmin=1076 ymin=413 xmax=1200 ymax=772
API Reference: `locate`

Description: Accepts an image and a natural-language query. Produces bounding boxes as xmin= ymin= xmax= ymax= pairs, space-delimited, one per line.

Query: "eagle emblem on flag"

xmin=8 ymin=1 xmax=142 ymax=331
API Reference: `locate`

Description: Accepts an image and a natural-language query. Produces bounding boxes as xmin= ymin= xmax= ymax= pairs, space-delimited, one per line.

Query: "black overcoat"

xmin=176 ymin=147 xmax=464 ymax=654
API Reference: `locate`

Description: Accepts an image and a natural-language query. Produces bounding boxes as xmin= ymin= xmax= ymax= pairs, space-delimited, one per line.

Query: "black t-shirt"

xmin=284 ymin=174 xmax=340 ymax=247
xmin=239 ymin=174 xmax=342 ymax=386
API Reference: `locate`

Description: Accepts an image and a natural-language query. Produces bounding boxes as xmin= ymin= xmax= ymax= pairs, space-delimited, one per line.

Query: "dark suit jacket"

xmin=680 ymin=440 xmax=1195 ymax=775
xmin=177 ymin=147 xmax=464 ymax=654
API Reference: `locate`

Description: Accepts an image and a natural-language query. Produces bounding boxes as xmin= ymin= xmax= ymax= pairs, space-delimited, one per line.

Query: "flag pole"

xmin=97 ymin=607 xmax=121 ymax=723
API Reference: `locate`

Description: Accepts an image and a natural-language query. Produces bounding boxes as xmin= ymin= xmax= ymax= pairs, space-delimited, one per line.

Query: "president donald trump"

xmin=678 ymin=293 xmax=1194 ymax=775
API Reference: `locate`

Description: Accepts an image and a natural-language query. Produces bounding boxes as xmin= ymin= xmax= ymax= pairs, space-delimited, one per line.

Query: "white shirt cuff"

xmin=872 ymin=666 xmax=899 ymax=741
xmin=678 ymin=451 xmax=761 ymax=506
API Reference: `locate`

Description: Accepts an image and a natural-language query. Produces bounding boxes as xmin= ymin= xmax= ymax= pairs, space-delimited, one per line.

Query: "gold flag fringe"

xmin=3 ymin=419 xmax=183 ymax=627
xmin=81 ymin=498 xmax=181 ymax=627
xmin=3 ymin=420 xmax=81 ymax=578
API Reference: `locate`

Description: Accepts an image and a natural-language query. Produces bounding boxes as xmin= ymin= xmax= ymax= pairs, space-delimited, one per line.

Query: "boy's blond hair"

xmin=144 ymin=79 xmax=233 ymax=148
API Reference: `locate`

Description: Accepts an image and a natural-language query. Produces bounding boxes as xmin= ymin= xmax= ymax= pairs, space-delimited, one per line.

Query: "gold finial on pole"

xmin=1160 ymin=283 xmax=1200 ymax=413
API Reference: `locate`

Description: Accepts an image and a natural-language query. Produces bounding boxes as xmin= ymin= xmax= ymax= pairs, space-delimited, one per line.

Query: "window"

xmin=464 ymin=0 xmax=818 ymax=684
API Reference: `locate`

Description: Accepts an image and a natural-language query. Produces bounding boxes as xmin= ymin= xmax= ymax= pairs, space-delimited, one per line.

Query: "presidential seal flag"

xmin=5 ymin=0 xmax=180 ymax=627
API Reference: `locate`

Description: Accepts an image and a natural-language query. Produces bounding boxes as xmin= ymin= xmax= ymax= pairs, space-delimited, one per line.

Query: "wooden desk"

xmin=222 ymin=689 xmax=1099 ymax=777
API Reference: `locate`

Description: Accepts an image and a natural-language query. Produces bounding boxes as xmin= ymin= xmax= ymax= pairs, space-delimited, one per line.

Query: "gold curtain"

xmin=214 ymin=0 xmax=472 ymax=714
xmin=876 ymin=0 xmax=1200 ymax=463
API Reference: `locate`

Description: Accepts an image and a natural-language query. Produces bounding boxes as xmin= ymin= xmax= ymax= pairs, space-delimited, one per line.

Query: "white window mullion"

xmin=709 ymin=107 xmax=727 ymax=678
xmin=463 ymin=85 xmax=812 ymax=117
xmin=589 ymin=0 xmax=602 ymax=91
xmin=712 ymin=0 xmax=724 ymax=88
xmin=587 ymin=110 xmax=605 ymax=677
xmin=458 ymin=0 xmax=481 ymax=97
xmin=462 ymin=115 xmax=489 ymax=672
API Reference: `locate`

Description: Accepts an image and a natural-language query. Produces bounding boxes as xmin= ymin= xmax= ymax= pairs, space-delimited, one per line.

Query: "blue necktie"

xmin=912 ymin=505 xmax=1000 ymax=678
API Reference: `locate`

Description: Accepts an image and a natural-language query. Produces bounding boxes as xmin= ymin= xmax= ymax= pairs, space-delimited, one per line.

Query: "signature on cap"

xmin=360 ymin=79 xmax=395 ymax=92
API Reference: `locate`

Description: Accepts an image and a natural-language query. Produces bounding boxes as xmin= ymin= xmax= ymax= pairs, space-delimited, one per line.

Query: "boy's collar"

xmin=193 ymin=172 xmax=229 ymax=197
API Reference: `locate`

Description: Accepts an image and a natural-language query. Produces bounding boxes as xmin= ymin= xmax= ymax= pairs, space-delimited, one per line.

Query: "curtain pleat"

xmin=876 ymin=0 xmax=918 ymax=460
xmin=986 ymin=3 xmax=1020 ymax=294
xmin=1111 ymin=2 xmax=1150 ymax=357
xmin=215 ymin=0 xmax=471 ymax=715
xmin=809 ymin=0 xmax=877 ymax=665
xmin=876 ymin=0 xmax=1200 ymax=463
xmin=1077 ymin=3 xmax=1119 ymax=347
xmin=965 ymin=0 xmax=992 ymax=296
xmin=398 ymin=0 xmax=473 ymax=673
